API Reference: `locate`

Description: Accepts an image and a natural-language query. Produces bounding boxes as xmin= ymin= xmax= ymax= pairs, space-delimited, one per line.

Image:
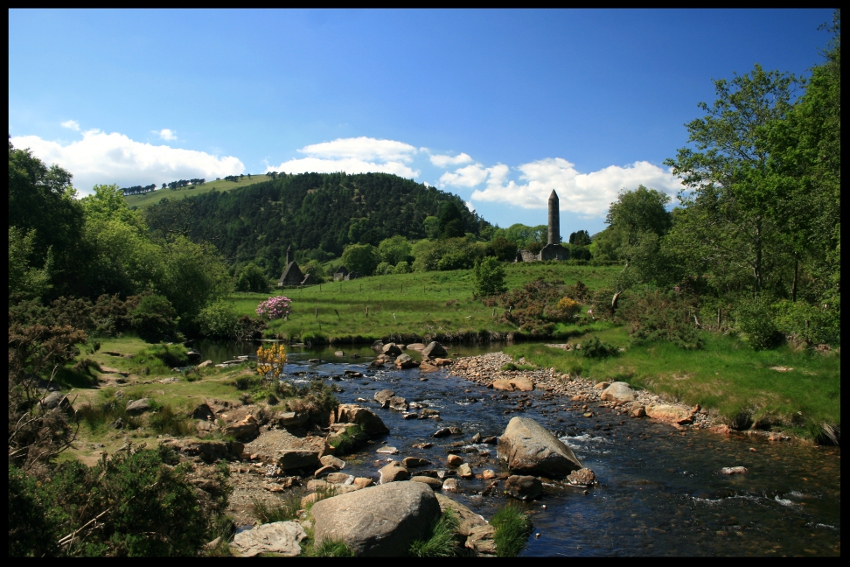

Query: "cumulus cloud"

xmin=268 ymin=136 xmax=421 ymax=178
xmin=298 ymin=136 xmax=417 ymax=162
xmin=429 ymin=152 xmax=473 ymax=168
xmin=153 ymin=128 xmax=177 ymax=141
xmin=465 ymin=201 xmax=475 ymax=213
xmin=463 ymin=158 xmax=682 ymax=217
xmin=11 ymin=129 xmax=244 ymax=194
xmin=61 ymin=120 xmax=80 ymax=131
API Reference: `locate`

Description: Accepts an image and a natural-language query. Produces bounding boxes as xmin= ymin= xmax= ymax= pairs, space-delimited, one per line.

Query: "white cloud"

xmin=465 ymin=201 xmax=475 ymax=213
xmin=153 ymin=128 xmax=177 ymax=141
xmin=469 ymin=158 xmax=683 ymax=217
xmin=438 ymin=163 xmax=488 ymax=188
xmin=268 ymin=137 xmax=420 ymax=178
xmin=11 ymin=129 xmax=244 ymax=194
xmin=298 ymin=136 xmax=417 ymax=162
xmin=429 ymin=152 xmax=473 ymax=168
xmin=61 ymin=120 xmax=80 ymax=131
xmin=267 ymin=156 xmax=418 ymax=179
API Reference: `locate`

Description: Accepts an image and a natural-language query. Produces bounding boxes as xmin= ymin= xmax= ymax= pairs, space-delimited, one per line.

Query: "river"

xmin=194 ymin=339 xmax=841 ymax=556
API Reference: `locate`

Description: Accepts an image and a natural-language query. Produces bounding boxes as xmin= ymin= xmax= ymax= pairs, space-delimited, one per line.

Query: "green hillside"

xmin=143 ymin=171 xmax=491 ymax=278
xmin=124 ymin=174 xmax=274 ymax=209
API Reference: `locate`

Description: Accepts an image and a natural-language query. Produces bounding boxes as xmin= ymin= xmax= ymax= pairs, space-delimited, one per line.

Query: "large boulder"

xmin=497 ymin=417 xmax=583 ymax=477
xmin=230 ymin=521 xmax=306 ymax=557
xmin=39 ymin=391 xmax=74 ymax=414
xmin=310 ymin=481 xmax=441 ymax=557
xmin=395 ymin=354 xmax=418 ymax=369
xmin=434 ymin=493 xmax=496 ymax=555
xmin=422 ymin=341 xmax=448 ymax=358
xmin=277 ymin=449 xmax=321 ymax=470
xmin=333 ymin=404 xmax=390 ymax=435
xmin=600 ymin=381 xmax=636 ymax=402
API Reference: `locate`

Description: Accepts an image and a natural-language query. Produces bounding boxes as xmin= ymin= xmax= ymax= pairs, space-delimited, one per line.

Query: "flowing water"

xmin=195 ymin=340 xmax=841 ymax=556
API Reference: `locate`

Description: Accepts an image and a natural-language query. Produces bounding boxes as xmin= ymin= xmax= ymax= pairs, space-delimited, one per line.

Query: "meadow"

xmin=123 ymin=174 xmax=273 ymax=209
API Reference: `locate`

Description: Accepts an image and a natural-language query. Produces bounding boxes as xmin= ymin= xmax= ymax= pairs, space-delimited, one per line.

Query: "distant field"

xmin=123 ymin=174 xmax=273 ymax=209
xmin=229 ymin=262 xmax=621 ymax=343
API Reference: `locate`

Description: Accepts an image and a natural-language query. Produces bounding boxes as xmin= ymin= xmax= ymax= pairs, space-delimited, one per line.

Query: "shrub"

xmin=564 ymin=280 xmax=590 ymax=302
xmin=491 ymin=504 xmax=532 ymax=557
xmin=393 ymin=261 xmax=412 ymax=274
xmin=375 ymin=261 xmax=393 ymax=276
xmin=579 ymin=336 xmax=619 ymax=358
xmin=734 ymin=297 xmax=784 ymax=350
xmin=9 ymin=447 xmax=229 ymax=557
xmin=130 ymin=293 xmax=178 ymax=343
xmin=473 ymin=257 xmax=507 ymax=297
xmin=617 ymin=289 xmax=704 ymax=350
xmin=556 ymin=297 xmax=581 ymax=319
xmin=256 ymin=296 xmax=292 ymax=321
xmin=197 ymin=300 xmax=239 ymax=338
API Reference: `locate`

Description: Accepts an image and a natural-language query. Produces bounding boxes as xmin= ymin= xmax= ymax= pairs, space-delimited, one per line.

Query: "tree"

xmin=489 ymin=236 xmax=518 ymax=261
xmin=568 ymin=230 xmax=591 ymax=246
xmin=378 ymin=235 xmax=413 ymax=266
xmin=9 ymin=227 xmax=52 ymax=302
xmin=664 ymin=64 xmax=804 ymax=295
xmin=473 ymin=257 xmax=507 ymax=297
xmin=605 ymin=185 xmax=672 ymax=247
xmin=423 ymin=216 xmax=440 ymax=239
xmin=9 ymin=140 xmax=85 ymax=299
xmin=341 ymin=243 xmax=381 ymax=276
xmin=438 ymin=201 xmax=465 ymax=239
xmin=236 ymin=263 xmax=269 ymax=292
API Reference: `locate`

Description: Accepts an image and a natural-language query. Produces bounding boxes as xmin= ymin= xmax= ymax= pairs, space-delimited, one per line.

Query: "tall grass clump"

xmin=310 ymin=538 xmax=353 ymax=557
xmin=250 ymin=493 xmax=302 ymax=524
xmin=491 ymin=503 xmax=532 ymax=557
xmin=408 ymin=509 xmax=462 ymax=557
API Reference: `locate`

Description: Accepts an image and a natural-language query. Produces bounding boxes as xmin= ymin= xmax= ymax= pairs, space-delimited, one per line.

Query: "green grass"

xmin=250 ymin=494 xmax=302 ymax=524
xmin=408 ymin=509 xmax=463 ymax=557
xmin=491 ymin=504 xmax=532 ymax=557
xmin=505 ymin=329 xmax=841 ymax=437
xmin=228 ymin=262 xmax=620 ymax=343
xmin=309 ymin=538 xmax=354 ymax=557
xmin=123 ymin=175 xmax=274 ymax=209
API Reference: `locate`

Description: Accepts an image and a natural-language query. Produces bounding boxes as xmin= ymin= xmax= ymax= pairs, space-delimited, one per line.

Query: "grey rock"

xmin=126 ymin=398 xmax=153 ymax=414
xmin=231 ymin=521 xmax=306 ymax=557
xmin=277 ymin=449 xmax=321 ymax=470
xmin=378 ymin=461 xmax=410 ymax=483
xmin=600 ymin=381 xmax=636 ymax=402
xmin=497 ymin=416 xmax=583 ymax=477
xmin=422 ymin=341 xmax=448 ymax=358
xmin=310 ymin=481 xmax=441 ymax=557
xmin=374 ymin=390 xmax=395 ymax=408
xmin=382 ymin=343 xmax=402 ymax=356
xmin=388 ymin=396 xmax=408 ymax=411
xmin=333 ymin=404 xmax=389 ymax=436
xmin=505 ymin=475 xmax=543 ymax=500
xmin=410 ymin=476 xmax=443 ymax=490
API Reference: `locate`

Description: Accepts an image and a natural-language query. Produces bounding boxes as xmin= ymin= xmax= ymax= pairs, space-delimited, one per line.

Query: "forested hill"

xmin=143 ymin=171 xmax=491 ymax=275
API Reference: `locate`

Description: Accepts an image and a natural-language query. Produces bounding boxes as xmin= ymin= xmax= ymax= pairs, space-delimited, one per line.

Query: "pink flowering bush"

xmin=256 ymin=296 xmax=292 ymax=320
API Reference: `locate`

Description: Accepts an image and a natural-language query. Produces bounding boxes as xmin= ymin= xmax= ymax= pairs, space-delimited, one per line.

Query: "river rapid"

xmin=195 ymin=339 xmax=841 ymax=557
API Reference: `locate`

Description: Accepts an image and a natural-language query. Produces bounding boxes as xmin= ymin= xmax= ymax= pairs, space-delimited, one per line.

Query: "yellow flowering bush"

xmin=257 ymin=343 xmax=286 ymax=380
xmin=556 ymin=297 xmax=581 ymax=319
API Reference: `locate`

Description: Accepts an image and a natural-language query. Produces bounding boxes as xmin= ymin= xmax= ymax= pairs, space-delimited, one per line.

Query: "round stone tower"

xmin=547 ymin=190 xmax=560 ymax=245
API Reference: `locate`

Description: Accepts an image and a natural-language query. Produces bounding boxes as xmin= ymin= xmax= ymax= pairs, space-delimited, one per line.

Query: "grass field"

xmin=123 ymin=174 xmax=273 ymax=209
xmin=230 ymin=262 xmax=622 ymax=343
xmin=504 ymin=330 xmax=840 ymax=439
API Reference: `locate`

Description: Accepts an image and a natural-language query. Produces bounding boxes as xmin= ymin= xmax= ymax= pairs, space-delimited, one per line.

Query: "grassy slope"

xmin=232 ymin=262 xmax=621 ymax=342
xmin=123 ymin=174 xmax=273 ymax=209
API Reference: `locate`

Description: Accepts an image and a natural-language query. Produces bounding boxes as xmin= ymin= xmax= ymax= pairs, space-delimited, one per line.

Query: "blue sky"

xmin=9 ymin=8 xmax=835 ymax=237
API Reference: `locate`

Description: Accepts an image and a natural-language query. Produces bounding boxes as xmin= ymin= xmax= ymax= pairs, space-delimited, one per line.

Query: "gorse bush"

xmin=617 ymin=289 xmax=704 ymax=350
xmin=9 ymin=446 xmax=230 ymax=557
xmin=579 ymin=336 xmax=619 ymax=358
